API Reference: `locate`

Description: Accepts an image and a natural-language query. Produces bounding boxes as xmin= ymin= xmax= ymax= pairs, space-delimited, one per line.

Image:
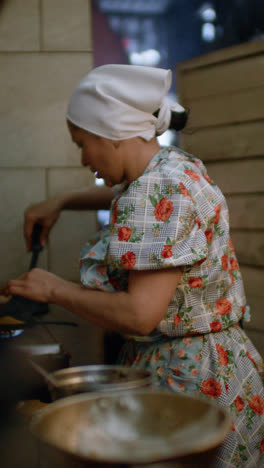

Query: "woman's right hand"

xmin=24 ymin=197 xmax=62 ymax=251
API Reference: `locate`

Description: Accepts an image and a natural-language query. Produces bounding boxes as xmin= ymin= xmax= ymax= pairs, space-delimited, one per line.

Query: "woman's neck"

xmin=121 ymin=137 xmax=161 ymax=183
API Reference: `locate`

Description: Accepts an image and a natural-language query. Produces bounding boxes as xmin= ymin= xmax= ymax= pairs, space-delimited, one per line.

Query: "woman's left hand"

xmin=0 ymin=268 xmax=68 ymax=303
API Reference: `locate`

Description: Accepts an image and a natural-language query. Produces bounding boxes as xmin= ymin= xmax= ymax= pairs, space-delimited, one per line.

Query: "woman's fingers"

xmin=0 ymin=272 xmax=30 ymax=295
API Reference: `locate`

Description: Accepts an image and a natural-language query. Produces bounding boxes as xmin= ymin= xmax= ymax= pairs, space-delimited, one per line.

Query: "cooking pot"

xmin=31 ymin=390 xmax=231 ymax=467
xmin=48 ymin=365 xmax=152 ymax=400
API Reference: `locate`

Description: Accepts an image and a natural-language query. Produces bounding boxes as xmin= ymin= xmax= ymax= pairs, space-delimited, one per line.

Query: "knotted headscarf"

xmin=66 ymin=64 xmax=185 ymax=141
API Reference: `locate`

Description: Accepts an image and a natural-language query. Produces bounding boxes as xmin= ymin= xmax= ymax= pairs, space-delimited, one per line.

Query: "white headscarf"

xmin=66 ymin=64 xmax=185 ymax=141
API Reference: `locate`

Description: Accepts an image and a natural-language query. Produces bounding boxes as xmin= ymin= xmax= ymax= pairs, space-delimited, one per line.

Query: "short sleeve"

xmin=108 ymin=173 xmax=208 ymax=271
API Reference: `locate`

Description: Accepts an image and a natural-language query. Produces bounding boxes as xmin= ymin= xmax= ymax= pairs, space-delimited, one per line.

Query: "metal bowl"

xmin=48 ymin=365 xmax=152 ymax=400
xmin=31 ymin=390 xmax=232 ymax=467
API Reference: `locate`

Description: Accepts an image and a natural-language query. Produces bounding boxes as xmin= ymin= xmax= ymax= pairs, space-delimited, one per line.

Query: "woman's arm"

xmin=24 ymin=185 xmax=114 ymax=250
xmin=57 ymin=185 xmax=114 ymax=211
xmin=1 ymin=267 xmax=181 ymax=336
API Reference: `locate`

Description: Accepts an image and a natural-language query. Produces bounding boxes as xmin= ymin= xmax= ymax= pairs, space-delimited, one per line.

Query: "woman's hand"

xmin=24 ymin=198 xmax=62 ymax=251
xmin=0 ymin=268 xmax=68 ymax=303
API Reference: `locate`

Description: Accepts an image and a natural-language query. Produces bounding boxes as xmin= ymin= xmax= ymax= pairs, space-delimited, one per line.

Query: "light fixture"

xmin=199 ymin=3 xmax=217 ymax=22
xmin=129 ymin=49 xmax=161 ymax=67
xmin=202 ymin=23 xmax=216 ymax=42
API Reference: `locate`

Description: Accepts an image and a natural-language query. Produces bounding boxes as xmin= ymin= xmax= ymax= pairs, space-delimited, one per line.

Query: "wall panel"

xmin=178 ymin=39 xmax=264 ymax=339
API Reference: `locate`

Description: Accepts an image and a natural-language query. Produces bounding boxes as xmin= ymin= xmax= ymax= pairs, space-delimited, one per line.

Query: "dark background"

xmin=92 ymin=0 xmax=264 ymax=93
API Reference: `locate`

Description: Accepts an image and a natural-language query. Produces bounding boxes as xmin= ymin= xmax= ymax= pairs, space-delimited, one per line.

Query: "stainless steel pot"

xmin=48 ymin=365 xmax=152 ymax=400
xmin=31 ymin=390 xmax=231 ymax=467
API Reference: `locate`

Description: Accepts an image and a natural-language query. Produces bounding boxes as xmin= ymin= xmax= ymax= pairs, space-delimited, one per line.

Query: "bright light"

xmin=157 ymin=130 xmax=175 ymax=147
xmin=95 ymin=176 xmax=105 ymax=186
xmin=129 ymin=49 xmax=161 ymax=67
xmin=199 ymin=4 xmax=217 ymax=22
xmin=202 ymin=23 xmax=216 ymax=42
xmin=201 ymin=7 xmax=216 ymax=21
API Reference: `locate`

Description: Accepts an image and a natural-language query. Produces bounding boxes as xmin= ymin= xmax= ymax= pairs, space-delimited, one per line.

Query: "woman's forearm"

xmin=56 ymin=185 xmax=114 ymax=211
xmin=51 ymin=280 xmax=144 ymax=335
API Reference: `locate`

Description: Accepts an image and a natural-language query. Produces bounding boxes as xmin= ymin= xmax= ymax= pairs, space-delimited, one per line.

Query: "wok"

xmin=47 ymin=365 xmax=152 ymax=400
xmin=31 ymin=390 xmax=231 ymax=467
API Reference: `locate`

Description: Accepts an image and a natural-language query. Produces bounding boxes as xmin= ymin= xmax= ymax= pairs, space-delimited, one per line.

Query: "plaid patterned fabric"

xmin=80 ymin=146 xmax=264 ymax=466
xmin=108 ymin=147 xmax=249 ymax=337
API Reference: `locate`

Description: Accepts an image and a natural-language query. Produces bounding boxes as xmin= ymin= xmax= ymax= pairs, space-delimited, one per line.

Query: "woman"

xmin=1 ymin=65 xmax=264 ymax=466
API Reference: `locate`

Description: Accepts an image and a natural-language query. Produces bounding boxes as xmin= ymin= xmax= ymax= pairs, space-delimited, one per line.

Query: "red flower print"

xmin=249 ymin=395 xmax=264 ymax=415
xmin=178 ymin=383 xmax=185 ymax=391
xmin=188 ymin=277 xmax=203 ymax=288
xmin=177 ymin=349 xmax=186 ymax=358
xmin=153 ymin=351 xmax=161 ymax=363
xmin=120 ymin=251 xmax=136 ymax=269
xmin=191 ymin=368 xmax=198 ymax=376
xmin=166 ymin=375 xmax=174 ymax=387
xmin=171 ymin=367 xmax=181 ymax=376
xmin=194 ymin=257 xmax=207 ymax=266
xmin=213 ymin=204 xmax=221 ymax=224
xmin=161 ymin=245 xmax=173 ymax=258
xmin=195 ymin=354 xmax=201 ymax=362
xmin=205 ymin=229 xmax=213 ymax=243
xmin=203 ymin=173 xmax=212 ymax=184
xmin=246 ymin=350 xmax=257 ymax=368
xmin=96 ymin=265 xmax=107 ymax=276
xmin=210 ymin=321 xmax=222 ymax=332
xmin=215 ymin=297 xmax=232 ymax=315
xmin=174 ymin=314 xmax=182 ymax=327
xmin=231 ymin=421 xmax=235 ymax=432
xmin=184 ymin=169 xmax=201 ymax=181
xmin=230 ymin=258 xmax=239 ymax=270
xmin=157 ymin=367 xmax=165 ymax=378
xmin=229 ymin=237 xmax=235 ymax=250
xmin=109 ymin=276 xmax=120 ymax=290
xmin=188 ymin=330 xmax=200 ymax=336
xmin=216 ymin=344 xmax=229 ymax=366
xmin=154 ymin=197 xmax=173 ymax=221
xmin=201 ymin=378 xmax=222 ymax=398
xmin=260 ymin=438 xmax=264 ymax=454
xmin=234 ymin=395 xmax=244 ymax=412
xmin=112 ymin=200 xmax=118 ymax=224
xmin=221 ymin=255 xmax=229 ymax=271
xmin=195 ymin=218 xmax=201 ymax=228
xmin=225 ymin=383 xmax=229 ymax=394
xmin=178 ymin=182 xmax=189 ymax=197
xmin=118 ymin=226 xmax=132 ymax=241
xmin=241 ymin=305 xmax=246 ymax=315
xmin=178 ymin=183 xmax=194 ymax=202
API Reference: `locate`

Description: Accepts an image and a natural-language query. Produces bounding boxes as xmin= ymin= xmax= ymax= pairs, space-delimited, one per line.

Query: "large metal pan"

xmin=31 ymin=390 xmax=231 ymax=467
xmin=47 ymin=365 xmax=153 ymax=400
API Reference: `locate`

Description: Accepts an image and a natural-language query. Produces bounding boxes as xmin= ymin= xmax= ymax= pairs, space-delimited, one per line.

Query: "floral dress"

xmin=80 ymin=147 xmax=264 ymax=467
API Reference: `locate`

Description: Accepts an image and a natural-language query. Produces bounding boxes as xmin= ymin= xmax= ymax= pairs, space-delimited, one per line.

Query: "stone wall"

xmin=0 ymin=0 xmax=104 ymax=364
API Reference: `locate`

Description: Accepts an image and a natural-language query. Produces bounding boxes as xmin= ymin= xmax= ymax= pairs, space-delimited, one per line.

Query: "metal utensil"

xmin=31 ymin=390 xmax=232 ymax=467
xmin=47 ymin=365 xmax=153 ymax=400
xmin=29 ymin=359 xmax=59 ymax=389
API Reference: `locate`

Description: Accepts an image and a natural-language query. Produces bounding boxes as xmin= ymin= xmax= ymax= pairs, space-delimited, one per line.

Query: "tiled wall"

xmin=0 ymin=0 xmax=104 ymax=363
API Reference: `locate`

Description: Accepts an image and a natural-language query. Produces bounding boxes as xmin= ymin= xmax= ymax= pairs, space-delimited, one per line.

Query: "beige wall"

xmin=0 ymin=0 xmax=104 ymax=364
xmin=177 ymin=39 xmax=264 ymax=357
